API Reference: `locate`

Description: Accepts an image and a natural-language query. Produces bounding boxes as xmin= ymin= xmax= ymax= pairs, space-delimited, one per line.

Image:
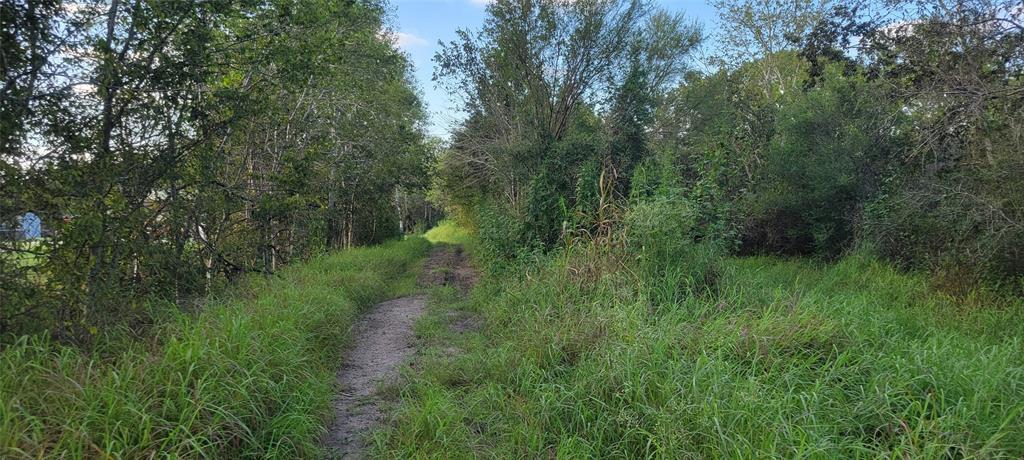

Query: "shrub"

xmin=624 ymin=193 xmax=721 ymax=297
xmin=738 ymin=65 xmax=901 ymax=257
xmin=475 ymin=201 xmax=532 ymax=265
xmin=862 ymin=74 xmax=1024 ymax=288
xmin=865 ymin=164 xmax=1024 ymax=290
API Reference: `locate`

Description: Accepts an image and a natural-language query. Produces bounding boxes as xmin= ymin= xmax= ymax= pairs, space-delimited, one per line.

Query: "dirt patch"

xmin=418 ymin=244 xmax=478 ymax=293
xmin=324 ymin=295 xmax=425 ymax=458
xmin=324 ymin=245 xmax=477 ymax=458
xmin=425 ymin=245 xmax=483 ymax=335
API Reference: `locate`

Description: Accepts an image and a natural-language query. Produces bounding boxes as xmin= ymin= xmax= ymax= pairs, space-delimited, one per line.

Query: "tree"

xmin=710 ymin=0 xmax=832 ymax=96
xmin=433 ymin=0 xmax=700 ymax=249
xmin=740 ymin=64 xmax=903 ymax=255
xmin=0 ymin=0 xmax=431 ymax=341
xmin=858 ymin=0 xmax=1024 ymax=281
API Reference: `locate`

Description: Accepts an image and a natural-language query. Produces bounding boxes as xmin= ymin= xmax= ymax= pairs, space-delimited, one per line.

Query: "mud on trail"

xmin=324 ymin=244 xmax=475 ymax=458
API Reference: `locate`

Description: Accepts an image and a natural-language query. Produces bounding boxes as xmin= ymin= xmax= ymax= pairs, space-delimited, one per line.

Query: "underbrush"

xmin=377 ymin=240 xmax=1024 ymax=457
xmin=0 ymin=237 xmax=431 ymax=458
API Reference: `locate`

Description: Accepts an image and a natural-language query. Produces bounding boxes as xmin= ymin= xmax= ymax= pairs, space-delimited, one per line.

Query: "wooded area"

xmin=4 ymin=0 xmax=1020 ymax=341
xmin=377 ymin=2 xmax=1024 ymax=456
xmin=433 ymin=0 xmax=1022 ymax=294
xmin=1 ymin=0 xmax=436 ymax=340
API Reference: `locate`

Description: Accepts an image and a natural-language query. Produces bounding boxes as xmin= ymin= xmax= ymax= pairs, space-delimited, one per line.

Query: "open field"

xmin=424 ymin=220 xmax=475 ymax=247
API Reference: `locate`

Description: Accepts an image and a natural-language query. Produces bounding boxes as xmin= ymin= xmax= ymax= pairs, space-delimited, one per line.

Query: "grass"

xmin=0 ymin=236 xmax=431 ymax=458
xmin=376 ymin=238 xmax=1024 ymax=458
xmin=424 ymin=220 xmax=474 ymax=247
xmin=1 ymin=239 xmax=47 ymax=269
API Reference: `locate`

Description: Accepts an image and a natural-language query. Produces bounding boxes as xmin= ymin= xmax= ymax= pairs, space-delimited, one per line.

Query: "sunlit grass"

xmin=424 ymin=220 xmax=473 ymax=246
xmin=377 ymin=238 xmax=1024 ymax=458
xmin=0 ymin=237 xmax=431 ymax=458
xmin=0 ymin=239 xmax=47 ymax=269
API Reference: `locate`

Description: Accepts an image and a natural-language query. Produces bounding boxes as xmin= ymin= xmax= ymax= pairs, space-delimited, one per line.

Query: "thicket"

xmin=431 ymin=0 xmax=702 ymax=253
xmin=0 ymin=0 xmax=436 ymax=340
xmin=430 ymin=0 xmax=1024 ymax=291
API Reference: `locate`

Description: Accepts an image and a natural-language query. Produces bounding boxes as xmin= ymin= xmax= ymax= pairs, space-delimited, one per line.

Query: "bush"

xmin=865 ymin=165 xmax=1024 ymax=290
xmin=738 ymin=67 xmax=900 ymax=257
xmin=862 ymin=72 xmax=1024 ymax=288
xmin=624 ymin=193 xmax=721 ymax=297
xmin=475 ymin=202 xmax=533 ymax=265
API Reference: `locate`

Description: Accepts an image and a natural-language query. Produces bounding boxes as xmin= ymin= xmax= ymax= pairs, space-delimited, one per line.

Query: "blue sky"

xmin=388 ymin=0 xmax=720 ymax=138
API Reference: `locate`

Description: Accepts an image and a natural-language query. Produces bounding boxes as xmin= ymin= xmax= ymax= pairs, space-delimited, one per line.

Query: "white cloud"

xmin=62 ymin=2 xmax=91 ymax=14
xmin=394 ymin=32 xmax=428 ymax=49
xmin=469 ymin=0 xmax=577 ymax=6
xmin=877 ymin=19 xmax=921 ymax=38
xmin=71 ymin=83 xmax=96 ymax=95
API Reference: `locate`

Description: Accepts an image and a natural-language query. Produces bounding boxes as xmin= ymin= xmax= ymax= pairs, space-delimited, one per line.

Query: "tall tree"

xmin=434 ymin=0 xmax=699 ymax=247
xmin=0 ymin=0 xmax=431 ymax=341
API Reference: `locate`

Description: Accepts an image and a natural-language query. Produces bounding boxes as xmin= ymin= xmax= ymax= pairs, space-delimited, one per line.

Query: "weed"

xmin=0 ymin=237 xmax=431 ymax=458
xmin=376 ymin=234 xmax=1024 ymax=458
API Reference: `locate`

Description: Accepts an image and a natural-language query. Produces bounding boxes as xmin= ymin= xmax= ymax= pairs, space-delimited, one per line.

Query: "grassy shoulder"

xmin=376 ymin=237 xmax=1024 ymax=457
xmin=0 ymin=236 xmax=431 ymax=458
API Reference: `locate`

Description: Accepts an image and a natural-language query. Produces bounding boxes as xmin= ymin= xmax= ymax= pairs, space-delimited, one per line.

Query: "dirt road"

xmin=324 ymin=245 xmax=473 ymax=458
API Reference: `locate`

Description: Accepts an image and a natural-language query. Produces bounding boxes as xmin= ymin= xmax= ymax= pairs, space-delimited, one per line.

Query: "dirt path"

xmin=324 ymin=245 xmax=474 ymax=458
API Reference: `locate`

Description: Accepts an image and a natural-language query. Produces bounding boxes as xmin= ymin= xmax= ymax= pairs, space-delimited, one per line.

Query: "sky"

xmin=387 ymin=0 xmax=721 ymax=138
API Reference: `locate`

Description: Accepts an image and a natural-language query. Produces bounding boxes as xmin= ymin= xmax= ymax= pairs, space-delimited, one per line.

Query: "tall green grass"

xmin=378 ymin=243 xmax=1024 ymax=458
xmin=0 ymin=237 xmax=430 ymax=458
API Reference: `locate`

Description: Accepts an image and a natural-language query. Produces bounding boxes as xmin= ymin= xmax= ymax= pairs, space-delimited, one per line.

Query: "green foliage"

xmin=424 ymin=220 xmax=474 ymax=247
xmin=864 ymin=146 xmax=1024 ymax=287
xmin=376 ymin=244 xmax=1024 ymax=458
xmin=0 ymin=237 xmax=430 ymax=458
xmin=624 ymin=193 xmax=721 ymax=299
xmin=574 ymin=158 xmax=605 ymax=220
xmin=626 ymin=159 xmax=660 ymax=201
xmin=642 ymin=0 xmax=1023 ymax=285
xmin=607 ymin=64 xmax=657 ymax=194
xmin=0 ymin=0 xmax=430 ymax=339
xmin=526 ymin=165 xmax=578 ymax=247
xmin=739 ymin=65 xmax=901 ymax=256
xmin=4 ymin=0 xmax=1023 ymax=453
xmin=431 ymin=0 xmax=701 ymax=257
xmin=852 ymin=0 xmax=1024 ymax=285
xmin=382 ymin=1 xmax=1024 ymax=457
xmin=475 ymin=201 xmax=533 ymax=266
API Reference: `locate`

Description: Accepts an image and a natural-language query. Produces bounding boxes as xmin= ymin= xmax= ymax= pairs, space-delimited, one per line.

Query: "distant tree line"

xmin=0 ymin=0 xmax=436 ymax=340
xmin=433 ymin=0 xmax=1022 ymax=291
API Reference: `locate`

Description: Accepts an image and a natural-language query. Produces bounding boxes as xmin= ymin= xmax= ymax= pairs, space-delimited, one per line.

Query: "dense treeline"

xmin=433 ymin=0 xmax=1023 ymax=291
xmin=1 ymin=0 xmax=435 ymax=339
